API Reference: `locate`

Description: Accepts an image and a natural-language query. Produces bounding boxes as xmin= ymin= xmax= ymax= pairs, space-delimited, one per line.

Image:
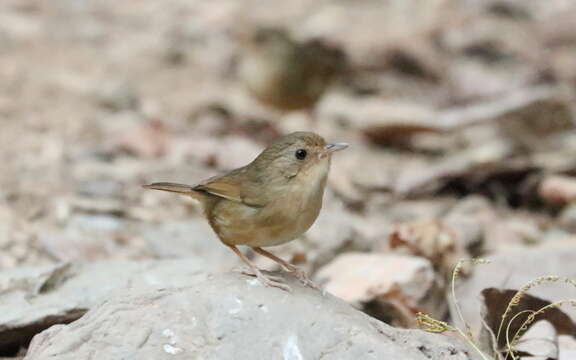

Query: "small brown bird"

xmin=143 ymin=132 xmax=347 ymax=291
xmin=238 ymin=27 xmax=346 ymax=123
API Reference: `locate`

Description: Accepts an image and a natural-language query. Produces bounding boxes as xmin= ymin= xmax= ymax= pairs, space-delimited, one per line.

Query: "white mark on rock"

xmin=247 ymin=278 xmax=260 ymax=286
xmin=163 ymin=344 xmax=183 ymax=355
xmin=283 ymin=335 xmax=303 ymax=360
xmin=229 ymin=297 xmax=243 ymax=314
xmin=162 ymin=328 xmax=183 ymax=355
xmin=143 ymin=275 xmax=162 ymax=286
xmin=190 ymin=316 xmax=197 ymax=327
xmin=349 ymin=326 xmax=361 ymax=337
xmin=162 ymin=328 xmax=178 ymax=345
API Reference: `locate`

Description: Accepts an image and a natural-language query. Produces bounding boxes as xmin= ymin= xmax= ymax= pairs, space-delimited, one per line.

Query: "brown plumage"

xmin=239 ymin=27 xmax=346 ymax=121
xmin=143 ymin=132 xmax=348 ymax=291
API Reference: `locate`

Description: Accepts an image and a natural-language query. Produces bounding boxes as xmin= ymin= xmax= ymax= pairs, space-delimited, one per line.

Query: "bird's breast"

xmin=210 ymin=179 xmax=325 ymax=248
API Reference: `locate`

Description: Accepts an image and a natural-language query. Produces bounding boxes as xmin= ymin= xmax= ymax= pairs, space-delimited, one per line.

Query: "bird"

xmin=143 ymin=132 xmax=348 ymax=291
xmin=238 ymin=27 xmax=346 ymax=124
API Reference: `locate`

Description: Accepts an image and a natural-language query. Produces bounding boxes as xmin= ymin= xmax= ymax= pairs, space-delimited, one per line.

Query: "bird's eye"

xmin=295 ymin=149 xmax=307 ymax=160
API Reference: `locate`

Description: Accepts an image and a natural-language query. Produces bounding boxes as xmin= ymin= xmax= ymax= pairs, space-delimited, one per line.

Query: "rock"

xmin=483 ymin=213 xmax=545 ymax=252
xmin=0 ymin=207 xmax=13 ymax=248
xmin=25 ymin=272 xmax=477 ymax=360
xmin=36 ymin=213 xmax=136 ymax=262
xmin=316 ymin=253 xmax=434 ymax=305
xmin=0 ymin=260 xmax=208 ymax=353
xmin=114 ymin=120 xmax=169 ymax=158
xmin=497 ymin=90 xmax=574 ymax=150
xmin=300 ymin=196 xmax=361 ymax=268
xmin=95 ymin=80 xmax=139 ymax=112
xmin=559 ymin=204 xmax=576 ymax=232
xmin=538 ymin=175 xmax=576 ymax=206
xmin=315 ymin=253 xmax=443 ymax=326
xmin=323 ymin=97 xmax=440 ymax=146
xmin=75 ymin=178 xmax=124 ymax=198
xmin=443 ymin=195 xmax=495 ymax=251
xmin=513 ymin=320 xmax=558 ymax=360
xmin=560 ymin=335 xmax=576 ymax=360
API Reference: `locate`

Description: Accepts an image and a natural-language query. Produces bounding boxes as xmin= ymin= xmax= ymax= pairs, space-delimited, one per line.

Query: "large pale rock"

xmin=315 ymin=252 xmax=444 ymax=326
xmin=25 ymin=272 xmax=477 ymax=360
xmin=316 ymin=253 xmax=435 ymax=306
xmin=0 ymin=260 xmax=208 ymax=352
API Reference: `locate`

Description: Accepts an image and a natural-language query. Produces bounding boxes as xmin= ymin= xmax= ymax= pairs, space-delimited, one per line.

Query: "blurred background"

xmin=2 ymin=0 xmax=576 ymax=348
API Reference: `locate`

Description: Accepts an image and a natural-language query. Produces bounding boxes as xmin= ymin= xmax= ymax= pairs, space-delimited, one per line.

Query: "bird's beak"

xmin=324 ymin=143 xmax=349 ymax=154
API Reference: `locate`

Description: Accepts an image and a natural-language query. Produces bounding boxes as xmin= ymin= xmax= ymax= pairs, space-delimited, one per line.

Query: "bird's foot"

xmin=290 ymin=267 xmax=321 ymax=290
xmin=257 ymin=272 xmax=292 ymax=292
xmin=239 ymin=268 xmax=291 ymax=292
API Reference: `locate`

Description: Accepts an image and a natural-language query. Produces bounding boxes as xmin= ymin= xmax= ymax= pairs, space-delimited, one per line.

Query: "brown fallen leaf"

xmin=362 ymin=123 xmax=445 ymax=147
xmin=480 ymin=287 xmax=576 ymax=352
xmin=388 ymin=219 xmax=470 ymax=279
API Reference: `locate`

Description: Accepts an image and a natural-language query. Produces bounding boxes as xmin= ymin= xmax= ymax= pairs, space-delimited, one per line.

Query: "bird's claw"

xmin=239 ymin=268 xmax=291 ymax=292
xmin=257 ymin=273 xmax=292 ymax=292
xmin=290 ymin=268 xmax=321 ymax=290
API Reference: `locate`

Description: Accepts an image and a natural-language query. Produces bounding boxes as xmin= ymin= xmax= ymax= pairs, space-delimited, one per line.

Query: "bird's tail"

xmin=142 ymin=182 xmax=195 ymax=195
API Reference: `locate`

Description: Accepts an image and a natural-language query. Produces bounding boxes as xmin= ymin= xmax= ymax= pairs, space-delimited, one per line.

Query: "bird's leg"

xmin=252 ymin=247 xmax=295 ymax=271
xmin=252 ymin=247 xmax=320 ymax=289
xmin=225 ymin=244 xmax=291 ymax=292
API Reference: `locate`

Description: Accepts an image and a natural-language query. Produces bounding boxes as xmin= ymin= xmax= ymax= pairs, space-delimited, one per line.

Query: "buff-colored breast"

xmin=209 ymin=162 xmax=328 ymax=247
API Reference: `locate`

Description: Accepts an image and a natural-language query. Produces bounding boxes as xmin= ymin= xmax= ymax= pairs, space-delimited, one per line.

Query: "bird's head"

xmin=251 ymin=132 xmax=348 ymax=186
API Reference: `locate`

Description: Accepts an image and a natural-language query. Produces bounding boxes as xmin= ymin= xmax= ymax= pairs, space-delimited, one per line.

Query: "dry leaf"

xmin=389 ymin=219 xmax=469 ymax=278
xmin=481 ymin=288 xmax=576 ymax=351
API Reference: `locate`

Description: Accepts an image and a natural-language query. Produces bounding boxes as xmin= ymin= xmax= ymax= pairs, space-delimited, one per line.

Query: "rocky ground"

xmin=1 ymin=0 xmax=576 ymax=359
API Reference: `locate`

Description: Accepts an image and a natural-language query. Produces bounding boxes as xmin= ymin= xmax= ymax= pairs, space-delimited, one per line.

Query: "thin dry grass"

xmin=416 ymin=259 xmax=576 ymax=360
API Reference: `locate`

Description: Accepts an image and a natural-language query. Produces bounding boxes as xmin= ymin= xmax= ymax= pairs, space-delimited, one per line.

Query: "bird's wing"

xmin=194 ymin=175 xmax=243 ymax=203
xmin=193 ymin=169 xmax=267 ymax=207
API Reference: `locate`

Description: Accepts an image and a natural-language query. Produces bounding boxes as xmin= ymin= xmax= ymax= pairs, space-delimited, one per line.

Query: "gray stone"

xmin=0 ymin=260 xmax=208 ymax=351
xmin=24 ymin=272 xmax=478 ymax=360
xmin=513 ymin=320 xmax=558 ymax=360
xmin=559 ymin=204 xmax=576 ymax=232
xmin=316 ymin=253 xmax=435 ymax=307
